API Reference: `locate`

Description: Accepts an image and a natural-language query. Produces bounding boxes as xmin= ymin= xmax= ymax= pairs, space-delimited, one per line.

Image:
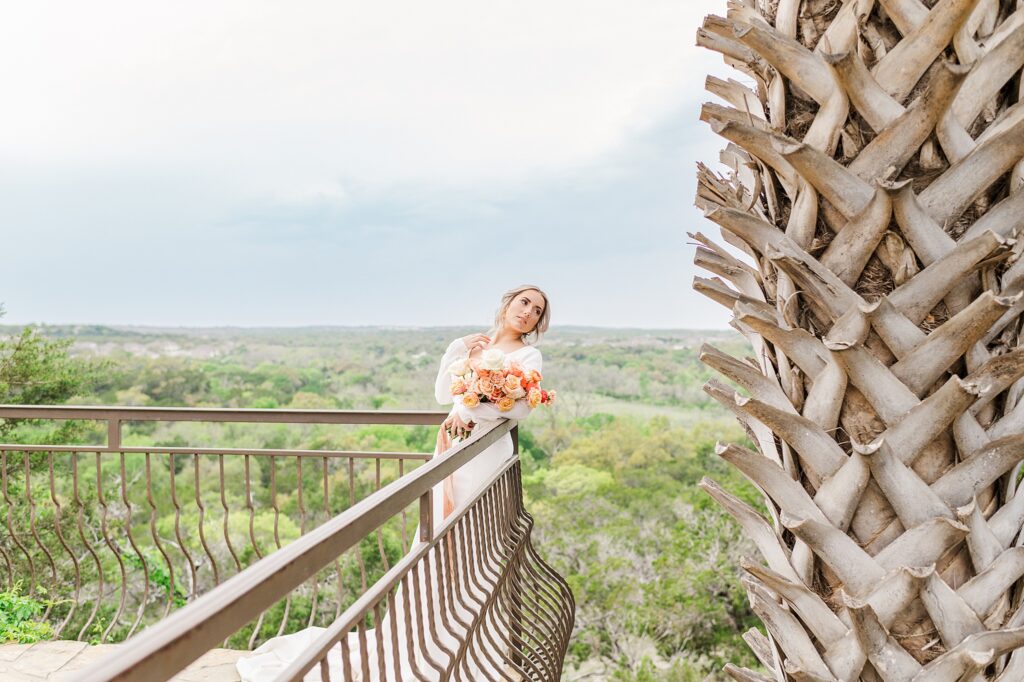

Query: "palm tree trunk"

xmin=694 ymin=1 xmax=1024 ymax=679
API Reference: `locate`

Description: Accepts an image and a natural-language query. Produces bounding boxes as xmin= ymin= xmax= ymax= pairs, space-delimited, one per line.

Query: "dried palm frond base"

xmin=693 ymin=0 xmax=1024 ymax=679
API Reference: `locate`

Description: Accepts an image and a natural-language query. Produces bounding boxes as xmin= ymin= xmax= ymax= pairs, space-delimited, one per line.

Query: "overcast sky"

xmin=2 ymin=1 xmax=734 ymax=330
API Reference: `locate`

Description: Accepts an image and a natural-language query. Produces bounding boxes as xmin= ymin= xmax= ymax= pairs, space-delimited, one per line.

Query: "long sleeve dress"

xmin=237 ymin=338 xmax=543 ymax=682
xmin=429 ymin=337 xmax=542 ymax=531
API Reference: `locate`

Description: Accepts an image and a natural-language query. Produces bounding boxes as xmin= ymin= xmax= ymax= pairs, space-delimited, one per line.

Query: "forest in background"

xmin=0 ymin=322 xmax=763 ymax=681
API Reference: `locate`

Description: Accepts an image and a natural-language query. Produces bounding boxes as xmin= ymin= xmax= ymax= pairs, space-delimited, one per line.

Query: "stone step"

xmin=0 ymin=641 xmax=244 ymax=681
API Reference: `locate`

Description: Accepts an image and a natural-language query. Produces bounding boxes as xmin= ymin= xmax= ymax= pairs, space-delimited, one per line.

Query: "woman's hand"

xmin=460 ymin=332 xmax=491 ymax=354
xmin=443 ymin=412 xmax=475 ymax=444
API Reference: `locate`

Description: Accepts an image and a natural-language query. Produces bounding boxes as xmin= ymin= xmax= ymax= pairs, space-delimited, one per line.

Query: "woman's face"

xmin=504 ymin=289 xmax=545 ymax=336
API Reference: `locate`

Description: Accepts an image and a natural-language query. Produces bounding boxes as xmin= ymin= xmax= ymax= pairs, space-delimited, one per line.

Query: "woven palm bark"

xmin=693 ymin=1 xmax=1024 ymax=680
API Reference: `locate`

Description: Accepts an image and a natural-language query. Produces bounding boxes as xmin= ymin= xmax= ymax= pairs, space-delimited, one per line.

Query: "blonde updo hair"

xmin=489 ymin=285 xmax=550 ymax=345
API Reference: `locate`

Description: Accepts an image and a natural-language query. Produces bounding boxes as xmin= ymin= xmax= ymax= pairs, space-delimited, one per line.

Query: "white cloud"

xmin=3 ymin=1 xmax=723 ymax=189
xmin=2 ymin=1 xmax=737 ymax=329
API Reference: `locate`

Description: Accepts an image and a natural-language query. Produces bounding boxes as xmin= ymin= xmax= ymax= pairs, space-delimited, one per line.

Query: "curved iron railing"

xmin=0 ymin=406 xmax=442 ymax=645
xmin=0 ymin=405 xmax=574 ymax=680
xmin=273 ymin=457 xmax=575 ymax=681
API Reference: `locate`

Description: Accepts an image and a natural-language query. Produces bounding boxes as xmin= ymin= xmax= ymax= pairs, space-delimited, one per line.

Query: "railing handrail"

xmin=77 ymin=419 xmax=518 ymax=682
xmin=0 ymin=444 xmax=433 ymax=459
xmin=0 ymin=404 xmax=448 ymax=425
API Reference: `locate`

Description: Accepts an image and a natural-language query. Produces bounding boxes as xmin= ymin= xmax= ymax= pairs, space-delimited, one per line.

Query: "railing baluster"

xmin=399 ymin=458 xmax=408 ymax=553
xmin=245 ymin=453 xmax=267 ymax=650
xmin=372 ymin=601 xmax=386 ymax=679
xmin=0 ymin=451 xmax=12 ymax=591
xmin=73 ymin=451 xmax=104 ymax=641
xmin=97 ymin=451 xmax=129 ymax=642
xmin=324 ymin=455 xmax=343 ymax=623
xmin=349 ymin=458 xmax=367 ymax=592
xmin=219 ymin=454 xmax=242 ymax=575
xmin=270 ymin=455 xmax=292 ymax=638
xmin=194 ymin=452 xmax=220 ymax=587
xmin=24 ymin=451 xmax=58 ymax=615
xmin=375 ymin=459 xmax=390 ymax=573
xmin=49 ymin=450 xmax=79 ymax=637
xmin=386 ymin=588 xmax=405 ymax=679
xmin=340 ymin=631 xmax=353 ymax=680
xmin=217 ymin=453 xmax=241 ymax=649
xmin=2 ymin=450 xmax=35 ymax=595
xmin=298 ymin=455 xmax=319 ymax=629
xmin=357 ymin=618 xmax=371 ymax=681
xmin=120 ymin=452 xmax=149 ymax=639
xmin=146 ymin=452 xmax=177 ymax=620
xmin=169 ymin=453 xmax=197 ymax=601
xmin=419 ymin=490 xmax=433 ymax=544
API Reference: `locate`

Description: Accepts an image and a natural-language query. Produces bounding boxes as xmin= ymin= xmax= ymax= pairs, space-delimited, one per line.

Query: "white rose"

xmin=510 ymin=386 xmax=527 ymax=399
xmin=447 ymin=358 xmax=471 ymax=376
xmin=480 ymin=348 xmax=506 ymax=371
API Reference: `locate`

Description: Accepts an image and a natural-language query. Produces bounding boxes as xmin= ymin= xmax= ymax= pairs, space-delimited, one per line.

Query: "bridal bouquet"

xmin=448 ymin=348 xmax=555 ymax=411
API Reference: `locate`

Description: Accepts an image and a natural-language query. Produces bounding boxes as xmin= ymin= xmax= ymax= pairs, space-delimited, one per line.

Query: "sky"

xmin=2 ymin=1 xmax=734 ymax=330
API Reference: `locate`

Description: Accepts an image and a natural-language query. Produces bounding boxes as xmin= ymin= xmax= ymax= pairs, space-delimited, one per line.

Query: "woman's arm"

xmin=434 ymin=338 xmax=469 ymax=404
xmin=455 ymin=347 xmax=543 ymax=422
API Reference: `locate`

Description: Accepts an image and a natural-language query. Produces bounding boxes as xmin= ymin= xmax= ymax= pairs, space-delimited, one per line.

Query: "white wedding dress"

xmin=236 ymin=338 xmax=543 ymax=681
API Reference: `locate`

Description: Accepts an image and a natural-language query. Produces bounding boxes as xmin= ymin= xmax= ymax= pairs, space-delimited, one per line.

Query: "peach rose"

xmin=477 ymin=376 xmax=494 ymax=393
xmin=527 ymin=369 xmax=542 ymax=383
xmin=490 ymin=387 xmax=504 ymax=402
xmin=450 ymin=378 xmax=468 ymax=395
xmin=527 ymin=388 xmax=542 ymax=409
xmin=496 ymin=396 xmax=516 ymax=412
xmin=508 ymin=362 xmax=524 ymax=377
xmin=510 ymin=386 xmax=526 ymax=399
xmin=504 ymin=374 xmax=522 ymax=392
xmin=462 ymin=392 xmax=480 ymax=408
xmin=545 ymin=389 xmax=557 ymax=405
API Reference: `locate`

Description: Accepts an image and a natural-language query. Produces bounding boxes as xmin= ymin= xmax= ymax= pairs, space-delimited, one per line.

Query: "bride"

xmin=236 ymin=285 xmax=551 ymax=681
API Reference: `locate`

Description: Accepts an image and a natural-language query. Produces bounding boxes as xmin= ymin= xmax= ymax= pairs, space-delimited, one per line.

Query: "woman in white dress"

xmin=237 ymin=285 xmax=551 ymax=682
xmin=432 ymin=285 xmax=549 ymax=528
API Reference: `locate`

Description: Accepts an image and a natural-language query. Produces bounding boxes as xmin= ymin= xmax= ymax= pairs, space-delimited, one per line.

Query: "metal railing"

xmin=273 ymin=446 xmax=575 ymax=681
xmin=0 ymin=405 xmax=575 ymax=680
xmin=0 ymin=405 xmax=444 ymax=646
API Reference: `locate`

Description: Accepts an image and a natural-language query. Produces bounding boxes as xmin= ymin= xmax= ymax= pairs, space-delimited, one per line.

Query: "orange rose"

xmin=490 ymin=387 xmax=504 ymax=402
xmin=527 ymin=388 xmax=542 ymax=409
xmin=462 ymin=392 xmax=480 ymax=408
xmin=496 ymin=396 xmax=516 ymax=412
